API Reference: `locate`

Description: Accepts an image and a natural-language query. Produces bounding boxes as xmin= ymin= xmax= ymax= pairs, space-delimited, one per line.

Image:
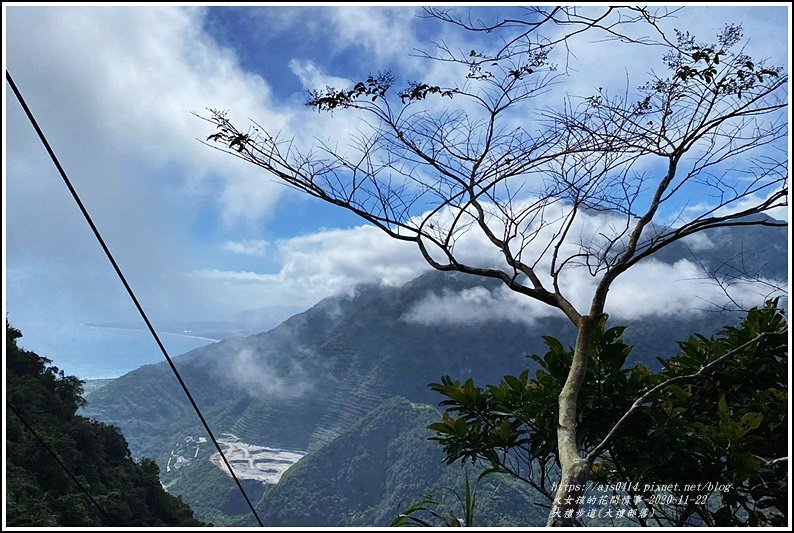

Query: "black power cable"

xmin=6 ymin=70 xmax=265 ymax=527
xmin=7 ymin=402 xmax=115 ymax=525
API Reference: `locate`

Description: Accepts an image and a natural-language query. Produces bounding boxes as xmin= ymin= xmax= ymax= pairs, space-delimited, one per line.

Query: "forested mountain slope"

xmin=6 ymin=325 xmax=204 ymax=527
xmin=81 ymin=220 xmax=787 ymax=523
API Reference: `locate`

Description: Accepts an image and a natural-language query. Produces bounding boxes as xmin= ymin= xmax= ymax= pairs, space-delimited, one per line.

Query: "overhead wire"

xmin=7 ymin=402 xmax=116 ymax=525
xmin=5 ymin=70 xmax=265 ymax=527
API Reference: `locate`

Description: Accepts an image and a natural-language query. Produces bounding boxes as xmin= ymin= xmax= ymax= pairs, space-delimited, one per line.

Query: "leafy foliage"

xmin=257 ymin=396 xmax=547 ymax=527
xmin=666 ymin=25 xmax=781 ymax=96
xmin=427 ymin=303 xmax=788 ymax=526
xmin=391 ymin=472 xmax=476 ymax=527
xmin=81 ymin=268 xmax=787 ymax=523
xmin=5 ymin=324 xmax=205 ymax=527
xmin=307 ymin=72 xmax=397 ymax=111
xmin=197 ymin=12 xmax=786 ymax=524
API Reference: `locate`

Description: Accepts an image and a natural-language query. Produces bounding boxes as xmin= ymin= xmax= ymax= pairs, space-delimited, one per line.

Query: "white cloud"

xmin=6 ymin=5 xmax=788 ymax=336
xmin=191 ymin=269 xmax=275 ymax=283
xmin=288 ymin=59 xmax=352 ymax=91
xmin=674 ymin=188 xmax=788 ymax=226
xmin=274 ymin=226 xmax=425 ymax=287
xmin=718 ymin=192 xmax=788 ymax=223
xmin=402 ymin=257 xmax=784 ymax=327
xmin=5 ymin=6 xmax=443 ymax=332
xmin=190 ymin=224 xmax=429 ymax=311
xmin=325 ymin=7 xmax=420 ymax=61
xmin=193 ymin=201 xmax=786 ymax=324
xmin=606 ymin=259 xmax=775 ymax=318
xmin=221 ymin=348 xmax=309 ymax=398
xmin=680 ymin=232 xmax=716 ymax=252
xmin=401 ymin=285 xmax=552 ymax=325
xmin=222 ymin=239 xmax=271 ymax=256
xmin=4 ymin=6 xmax=309 ymax=332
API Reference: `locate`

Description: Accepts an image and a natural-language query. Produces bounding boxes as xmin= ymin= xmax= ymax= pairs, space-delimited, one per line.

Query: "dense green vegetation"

xmin=5 ymin=324 xmax=205 ymax=527
xmin=84 ymin=270 xmax=738 ymax=463
xmin=79 ymin=223 xmax=786 ymax=525
xmin=159 ymin=431 xmax=265 ymax=526
xmin=82 ymin=271 xmax=734 ymax=522
xmin=256 ymin=396 xmax=548 ymax=527
xmin=427 ymin=303 xmax=788 ymax=526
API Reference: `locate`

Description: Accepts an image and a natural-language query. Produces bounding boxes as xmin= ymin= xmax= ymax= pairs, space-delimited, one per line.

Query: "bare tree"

xmin=200 ymin=7 xmax=787 ymax=526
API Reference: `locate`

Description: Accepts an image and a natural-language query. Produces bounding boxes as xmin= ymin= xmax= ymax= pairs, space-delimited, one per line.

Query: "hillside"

xmin=257 ymin=396 xmax=548 ymax=527
xmin=83 ymin=270 xmax=741 ymax=456
xmin=81 ymin=220 xmax=787 ymax=523
xmin=82 ymin=378 xmax=115 ymax=396
xmin=5 ymin=324 xmax=204 ymax=527
xmin=78 ymin=270 xmax=729 ymax=522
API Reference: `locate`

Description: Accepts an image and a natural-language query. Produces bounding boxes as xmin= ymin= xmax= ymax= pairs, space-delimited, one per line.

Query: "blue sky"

xmin=3 ymin=6 xmax=789 ymax=377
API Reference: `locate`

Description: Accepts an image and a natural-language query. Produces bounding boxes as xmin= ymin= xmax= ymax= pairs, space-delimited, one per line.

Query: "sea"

xmin=12 ymin=321 xmax=218 ymax=380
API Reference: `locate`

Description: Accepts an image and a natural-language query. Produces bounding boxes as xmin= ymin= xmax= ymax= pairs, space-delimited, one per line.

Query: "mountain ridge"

xmin=82 ymin=220 xmax=787 ymax=522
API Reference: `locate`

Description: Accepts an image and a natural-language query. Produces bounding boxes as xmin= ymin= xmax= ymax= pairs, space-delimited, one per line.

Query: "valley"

xmin=80 ymin=228 xmax=788 ymax=526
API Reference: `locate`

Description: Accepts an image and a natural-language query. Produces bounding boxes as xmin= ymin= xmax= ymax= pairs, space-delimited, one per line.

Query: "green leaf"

xmin=504 ymin=375 xmax=522 ymax=392
xmin=477 ymin=466 xmax=505 ymax=482
xmin=718 ymin=394 xmax=730 ymax=419
xmin=739 ymin=412 xmax=763 ymax=431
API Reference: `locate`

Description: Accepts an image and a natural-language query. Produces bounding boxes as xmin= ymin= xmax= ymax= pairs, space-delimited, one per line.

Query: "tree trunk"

xmin=546 ymin=315 xmax=597 ymax=527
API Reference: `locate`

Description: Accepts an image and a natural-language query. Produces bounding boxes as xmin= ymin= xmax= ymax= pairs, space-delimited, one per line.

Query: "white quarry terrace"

xmin=211 ymin=433 xmax=306 ymax=484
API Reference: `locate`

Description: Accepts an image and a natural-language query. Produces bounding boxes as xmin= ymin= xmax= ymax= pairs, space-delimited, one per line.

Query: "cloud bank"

xmin=5 ymin=6 xmax=788 ymax=356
